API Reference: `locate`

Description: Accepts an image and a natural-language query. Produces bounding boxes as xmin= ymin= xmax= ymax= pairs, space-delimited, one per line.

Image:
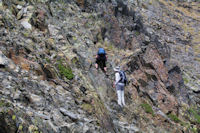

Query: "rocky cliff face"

xmin=0 ymin=0 xmax=200 ymax=132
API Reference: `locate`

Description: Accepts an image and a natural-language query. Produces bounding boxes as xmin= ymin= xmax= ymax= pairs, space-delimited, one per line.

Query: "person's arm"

xmin=115 ymin=72 xmax=120 ymax=85
xmin=113 ymin=73 xmax=119 ymax=88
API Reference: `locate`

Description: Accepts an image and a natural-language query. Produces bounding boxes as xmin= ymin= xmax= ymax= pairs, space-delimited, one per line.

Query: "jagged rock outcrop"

xmin=0 ymin=0 xmax=199 ymax=132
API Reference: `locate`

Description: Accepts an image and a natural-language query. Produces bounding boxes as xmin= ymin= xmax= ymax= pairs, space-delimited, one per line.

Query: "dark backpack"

xmin=119 ymin=70 xmax=127 ymax=85
xmin=98 ymin=48 xmax=106 ymax=55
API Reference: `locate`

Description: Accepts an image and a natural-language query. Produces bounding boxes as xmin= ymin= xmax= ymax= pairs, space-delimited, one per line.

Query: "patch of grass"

xmin=0 ymin=100 xmax=11 ymax=107
xmin=183 ymin=77 xmax=189 ymax=84
xmin=140 ymin=103 xmax=154 ymax=116
xmin=88 ymin=14 xmax=96 ymax=20
xmin=188 ymin=108 xmax=200 ymax=124
xmin=191 ymin=127 xmax=198 ymax=133
xmin=58 ymin=60 xmax=74 ymax=80
xmin=23 ymin=32 xmax=30 ymax=38
xmin=193 ymin=44 xmax=200 ymax=54
xmin=168 ymin=113 xmax=180 ymax=123
xmin=0 ymin=100 xmax=5 ymax=107
xmin=71 ymin=57 xmax=81 ymax=68
xmin=12 ymin=115 xmax=16 ymax=120
xmin=149 ymin=0 xmax=153 ymax=5
xmin=45 ymin=58 xmax=51 ymax=63
xmin=47 ymin=38 xmax=54 ymax=45
xmin=72 ymin=36 xmax=77 ymax=41
xmin=82 ymin=104 xmax=93 ymax=113
xmin=106 ymin=44 xmax=114 ymax=51
xmin=194 ymin=57 xmax=200 ymax=62
xmin=135 ymin=31 xmax=140 ymax=36
xmin=18 ymin=124 xmax=23 ymax=130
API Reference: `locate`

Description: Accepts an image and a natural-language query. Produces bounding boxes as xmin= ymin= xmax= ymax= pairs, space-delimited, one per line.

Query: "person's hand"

xmin=113 ymin=83 xmax=115 ymax=88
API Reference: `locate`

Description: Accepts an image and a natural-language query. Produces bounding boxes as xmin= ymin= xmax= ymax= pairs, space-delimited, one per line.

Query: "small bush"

xmin=168 ymin=113 xmax=180 ymax=123
xmin=12 ymin=115 xmax=16 ymax=120
xmin=141 ymin=103 xmax=154 ymax=116
xmin=191 ymin=127 xmax=198 ymax=133
xmin=45 ymin=58 xmax=51 ymax=63
xmin=58 ymin=61 xmax=74 ymax=80
xmin=188 ymin=108 xmax=200 ymax=124
xmin=135 ymin=31 xmax=140 ymax=36
xmin=0 ymin=100 xmax=11 ymax=107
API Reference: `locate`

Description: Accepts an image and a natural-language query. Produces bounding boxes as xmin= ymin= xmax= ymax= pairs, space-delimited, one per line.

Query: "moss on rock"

xmin=58 ymin=60 xmax=74 ymax=80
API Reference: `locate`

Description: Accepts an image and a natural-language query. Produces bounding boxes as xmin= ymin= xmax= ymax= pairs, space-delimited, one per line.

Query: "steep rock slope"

xmin=0 ymin=0 xmax=199 ymax=132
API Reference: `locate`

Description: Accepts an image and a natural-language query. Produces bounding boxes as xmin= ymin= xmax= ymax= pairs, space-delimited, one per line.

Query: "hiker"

xmin=113 ymin=66 xmax=127 ymax=107
xmin=95 ymin=48 xmax=107 ymax=72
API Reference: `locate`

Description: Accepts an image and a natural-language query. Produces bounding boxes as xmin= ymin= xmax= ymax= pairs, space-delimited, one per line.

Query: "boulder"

xmin=29 ymin=94 xmax=43 ymax=106
xmin=60 ymin=108 xmax=78 ymax=121
xmin=21 ymin=20 xmax=32 ymax=29
xmin=0 ymin=50 xmax=15 ymax=69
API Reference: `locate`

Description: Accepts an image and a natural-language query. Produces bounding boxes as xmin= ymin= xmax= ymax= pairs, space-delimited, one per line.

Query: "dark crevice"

xmin=168 ymin=66 xmax=181 ymax=74
xmin=143 ymin=91 xmax=157 ymax=106
xmin=101 ymin=27 xmax=107 ymax=40
xmin=0 ymin=64 xmax=6 ymax=68
xmin=166 ymin=85 xmax=176 ymax=94
xmin=0 ymin=112 xmax=17 ymax=133
xmin=127 ymin=60 xmax=139 ymax=72
xmin=138 ymin=79 xmax=148 ymax=87
xmin=145 ymin=72 xmax=158 ymax=81
xmin=79 ymin=86 xmax=87 ymax=95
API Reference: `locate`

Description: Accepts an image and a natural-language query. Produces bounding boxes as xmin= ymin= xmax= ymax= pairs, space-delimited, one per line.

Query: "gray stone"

xmin=17 ymin=10 xmax=24 ymax=20
xmin=52 ymin=110 xmax=65 ymax=126
xmin=29 ymin=94 xmax=43 ymax=105
xmin=21 ymin=20 xmax=32 ymax=29
xmin=0 ymin=50 xmax=13 ymax=68
xmin=60 ymin=108 xmax=78 ymax=121
xmin=35 ymin=112 xmax=50 ymax=120
xmin=48 ymin=25 xmax=59 ymax=36
xmin=13 ymin=90 xmax=21 ymax=100
xmin=55 ymin=85 xmax=66 ymax=95
xmin=17 ymin=5 xmax=23 ymax=9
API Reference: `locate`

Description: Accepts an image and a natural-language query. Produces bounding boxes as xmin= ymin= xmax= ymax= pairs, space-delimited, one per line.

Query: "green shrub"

xmin=0 ymin=101 xmax=5 ymax=107
xmin=0 ymin=100 xmax=11 ymax=107
xmin=58 ymin=61 xmax=74 ymax=80
xmin=188 ymin=108 xmax=200 ymax=124
xmin=12 ymin=115 xmax=16 ymax=120
xmin=45 ymin=58 xmax=51 ymax=63
xmin=141 ymin=103 xmax=154 ymax=116
xmin=168 ymin=113 xmax=180 ymax=123
xmin=135 ymin=31 xmax=140 ymax=36
xmin=191 ymin=127 xmax=198 ymax=133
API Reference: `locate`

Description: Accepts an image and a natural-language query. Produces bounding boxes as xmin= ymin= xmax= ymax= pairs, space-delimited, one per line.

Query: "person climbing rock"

xmin=113 ymin=66 xmax=127 ymax=107
xmin=95 ymin=48 xmax=107 ymax=72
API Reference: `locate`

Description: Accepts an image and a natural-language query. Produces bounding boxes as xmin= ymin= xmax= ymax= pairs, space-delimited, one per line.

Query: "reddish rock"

xmin=8 ymin=49 xmax=45 ymax=79
xmin=143 ymin=46 xmax=168 ymax=82
xmin=127 ymin=45 xmax=178 ymax=114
